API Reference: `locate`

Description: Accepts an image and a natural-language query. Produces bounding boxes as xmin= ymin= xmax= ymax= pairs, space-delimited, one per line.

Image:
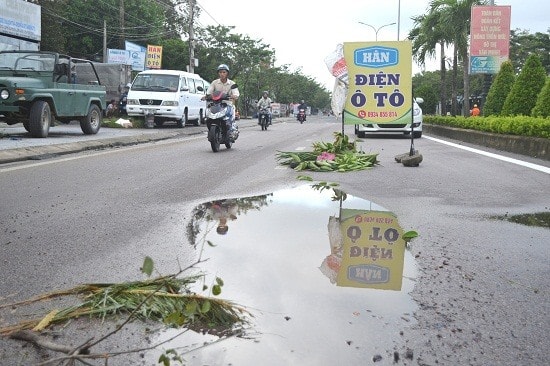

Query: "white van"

xmin=126 ymin=69 xmax=207 ymax=127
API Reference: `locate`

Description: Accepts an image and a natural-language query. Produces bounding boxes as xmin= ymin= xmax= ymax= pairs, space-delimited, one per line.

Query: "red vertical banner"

xmin=470 ymin=5 xmax=511 ymax=74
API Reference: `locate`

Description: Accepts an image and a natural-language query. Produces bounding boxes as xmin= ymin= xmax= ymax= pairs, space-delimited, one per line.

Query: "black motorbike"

xmin=205 ymin=84 xmax=238 ymax=152
xmin=258 ymin=108 xmax=270 ymax=131
xmin=297 ymin=108 xmax=306 ymax=124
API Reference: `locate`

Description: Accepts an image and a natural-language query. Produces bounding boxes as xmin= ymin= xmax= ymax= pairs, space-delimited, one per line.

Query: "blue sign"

xmin=354 ymin=46 xmax=399 ymax=68
xmin=347 ymin=264 xmax=390 ymax=284
xmin=470 ymin=56 xmax=500 ymax=74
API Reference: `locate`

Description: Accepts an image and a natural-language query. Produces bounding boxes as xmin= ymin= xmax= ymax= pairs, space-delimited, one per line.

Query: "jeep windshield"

xmin=0 ymin=51 xmax=56 ymax=72
xmin=131 ymin=74 xmax=179 ymax=92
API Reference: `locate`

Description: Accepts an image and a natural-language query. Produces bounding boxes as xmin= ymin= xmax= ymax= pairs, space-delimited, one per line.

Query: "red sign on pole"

xmin=470 ymin=5 xmax=511 ymax=74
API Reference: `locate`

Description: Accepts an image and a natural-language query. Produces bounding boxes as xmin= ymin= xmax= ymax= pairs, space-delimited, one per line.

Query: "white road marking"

xmin=425 ymin=136 xmax=550 ymax=174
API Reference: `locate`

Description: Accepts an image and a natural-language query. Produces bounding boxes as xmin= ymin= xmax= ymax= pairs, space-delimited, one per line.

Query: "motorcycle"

xmin=258 ymin=107 xmax=270 ymax=131
xmin=297 ymin=108 xmax=306 ymax=124
xmin=205 ymin=84 xmax=239 ymax=152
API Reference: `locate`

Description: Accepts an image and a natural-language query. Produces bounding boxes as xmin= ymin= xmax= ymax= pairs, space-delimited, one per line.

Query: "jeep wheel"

xmin=23 ymin=120 xmax=30 ymax=132
xmin=29 ymin=100 xmax=51 ymax=138
xmin=80 ymin=104 xmax=102 ymax=134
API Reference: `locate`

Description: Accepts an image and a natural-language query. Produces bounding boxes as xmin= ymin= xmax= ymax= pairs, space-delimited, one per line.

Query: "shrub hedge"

xmin=424 ymin=115 xmax=550 ymax=139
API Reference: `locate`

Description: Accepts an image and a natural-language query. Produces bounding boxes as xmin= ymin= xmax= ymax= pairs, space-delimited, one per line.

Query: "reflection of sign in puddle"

xmin=323 ymin=209 xmax=407 ymax=290
xmin=154 ymin=184 xmax=417 ymax=364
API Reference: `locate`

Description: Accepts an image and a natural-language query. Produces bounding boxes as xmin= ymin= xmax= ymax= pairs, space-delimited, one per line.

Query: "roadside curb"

xmin=0 ymin=131 xmax=185 ymax=164
xmin=0 ymin=117 xmax=295 ymax=165
xmin=423 ymin=124 xmax=550 ymax=161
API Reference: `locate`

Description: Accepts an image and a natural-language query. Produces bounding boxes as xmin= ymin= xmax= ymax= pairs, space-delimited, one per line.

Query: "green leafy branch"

xmin=276 ymin=132 xmax=379 ymax=172
xmin=1 ymin=257 xmax=251 ymax=365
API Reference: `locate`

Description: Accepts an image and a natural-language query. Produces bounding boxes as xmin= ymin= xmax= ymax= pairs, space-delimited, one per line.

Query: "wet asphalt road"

xmin=1 ymin=116 xmax=549 ymax=365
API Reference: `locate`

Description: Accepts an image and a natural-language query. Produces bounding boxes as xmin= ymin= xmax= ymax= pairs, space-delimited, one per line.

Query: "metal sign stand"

xmin=395 ymin=97 xmax=423 ymax=167
xmin=409 ymin=100 xmax=415 ymax=156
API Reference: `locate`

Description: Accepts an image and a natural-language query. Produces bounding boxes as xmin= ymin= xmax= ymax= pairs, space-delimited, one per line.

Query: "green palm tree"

xmin=429 ymin=0 xmax=487 ymax=116
xmin=409 ymin=11 xmax=450 ymax=115
xmin=410 ymin=0 xmax=488 ymax=116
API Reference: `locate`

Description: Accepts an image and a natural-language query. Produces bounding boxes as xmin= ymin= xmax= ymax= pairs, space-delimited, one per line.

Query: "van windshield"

xmin=131 ymin=74 xmax=179 ymax=92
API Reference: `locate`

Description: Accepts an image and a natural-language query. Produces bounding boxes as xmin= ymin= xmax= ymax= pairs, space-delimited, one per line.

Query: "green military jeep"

xmin=0 ymin=50 xmax=106 ymax=138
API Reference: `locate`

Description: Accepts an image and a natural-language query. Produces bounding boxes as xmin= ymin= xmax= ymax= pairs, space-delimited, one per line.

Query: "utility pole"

xmin=188 ymin=0 xmax=195 ymax=73
xmin=103 ymin=20 xmax=107 ymax=62
xmin=119 ymin=0 xmax=125 ymax=49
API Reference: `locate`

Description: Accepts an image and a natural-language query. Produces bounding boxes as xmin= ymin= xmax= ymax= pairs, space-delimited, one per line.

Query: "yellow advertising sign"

xmin=336 ymin=209 xmax=405 ymax=290
xmin=343 ymin=41 xmax=412 ymax=125
xmin=146 ymin=45 xmax=163 ymax=69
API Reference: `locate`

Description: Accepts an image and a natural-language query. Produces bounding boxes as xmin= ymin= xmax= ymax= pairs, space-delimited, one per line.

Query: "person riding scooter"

xmin=257 ymin=91 xmax=272 ymax=125
xmin=202 ymin=64 xmax=240 ymax=140
xmin=297 ymin=100 xmax=307 ymax=121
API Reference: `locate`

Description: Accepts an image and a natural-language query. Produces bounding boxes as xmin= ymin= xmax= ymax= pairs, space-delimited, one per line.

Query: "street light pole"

xmin=188 ymin=0 xmax=195 ymax=73
xmin=358 ymin=22 xmax=397 ymax=41
xmin=397 ymin=0 xmax=401 ymax=40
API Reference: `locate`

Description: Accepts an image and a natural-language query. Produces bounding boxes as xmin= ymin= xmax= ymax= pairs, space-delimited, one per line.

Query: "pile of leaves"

xmin=0 ymin=258 xmax=251 ymax=364
xmin=0 ymin=258 xmax=250 ymax=337
xmin=276 ymin=132 xmax=379 ymax=172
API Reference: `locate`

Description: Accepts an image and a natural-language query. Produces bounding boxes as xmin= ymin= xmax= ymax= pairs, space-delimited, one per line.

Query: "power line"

xmin=196 ymin=1 xmax=220 ymax=26
xmin=41 ymin=7 xmax=180 ymax=40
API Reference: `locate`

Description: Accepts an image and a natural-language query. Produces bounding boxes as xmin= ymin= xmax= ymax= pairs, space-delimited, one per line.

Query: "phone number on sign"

xmin=359 ymin=111 xmax=399 ymax=118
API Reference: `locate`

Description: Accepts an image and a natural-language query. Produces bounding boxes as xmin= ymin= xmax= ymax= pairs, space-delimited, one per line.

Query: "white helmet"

xmin=217 ymin=64 xmax=230 ymax=72
xmin=126 ymin=83 xmax=132 ymax=88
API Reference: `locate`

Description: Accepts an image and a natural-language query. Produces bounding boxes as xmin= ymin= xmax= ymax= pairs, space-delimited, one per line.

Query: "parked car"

xmin=355 ymin=98 xmax=424 ymax=138
xmin=0 ymin=50 xmax=106 ymax=138
xmin=126 ymin=69 xmax=207 ymax=127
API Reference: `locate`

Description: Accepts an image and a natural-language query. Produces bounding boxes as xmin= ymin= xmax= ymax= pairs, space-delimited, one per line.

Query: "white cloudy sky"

xmin=196 ymin=0 xmax=549 ymax=90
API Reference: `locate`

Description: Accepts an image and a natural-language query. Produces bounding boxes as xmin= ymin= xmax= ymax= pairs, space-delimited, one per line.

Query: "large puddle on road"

xmin=151 ymin=184 xmax=418 ymax=365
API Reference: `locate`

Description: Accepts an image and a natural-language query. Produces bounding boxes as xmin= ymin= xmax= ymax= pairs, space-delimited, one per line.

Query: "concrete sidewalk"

xmin=0 ymin=117 xmax=293 ymax=164
xmin=0 ymin=123 xmax=194 ymax=164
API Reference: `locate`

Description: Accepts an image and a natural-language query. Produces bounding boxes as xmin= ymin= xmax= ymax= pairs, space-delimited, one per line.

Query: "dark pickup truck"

xmin=0 ymin=50 xmax=106 ymax=138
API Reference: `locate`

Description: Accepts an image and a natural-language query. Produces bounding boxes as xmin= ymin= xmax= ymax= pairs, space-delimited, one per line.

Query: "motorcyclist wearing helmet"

xmin=257 ymin=91 xmax=272 ymax=125
xmin=204 ymin=64 xmax=240 ymax=139
xmin=297 ymin=99 xmax=307 ymax=121
xmin=118 ymin=82 xmax=132 ymax=115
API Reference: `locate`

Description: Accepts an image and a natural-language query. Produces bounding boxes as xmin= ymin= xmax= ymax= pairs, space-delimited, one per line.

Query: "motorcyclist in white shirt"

xmin=203 ymin=64 xmax=240 ymax=139
xmin=256 ymin=91 xmax=272 ymax=125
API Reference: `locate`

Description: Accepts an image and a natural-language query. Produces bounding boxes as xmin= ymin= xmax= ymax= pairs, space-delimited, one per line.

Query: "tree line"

xmin=34 ymin=0 xmax=331 ymax=114
xmin=408 ymin=0 xmax=550 ymax=117
xmin=33 ymin=0 xmax=549 ymax=118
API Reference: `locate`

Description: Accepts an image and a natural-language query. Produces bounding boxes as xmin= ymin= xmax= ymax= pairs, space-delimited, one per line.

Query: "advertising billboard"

xmin=146 ymin=45 xmax=163 ymax=69
xmin=0 ymin=0 xmax=41 ymax=41
xmin=470 ymin=5 xmax=511 ymax=74
xmin=342 ymin=41 xmax=412 ymax=126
